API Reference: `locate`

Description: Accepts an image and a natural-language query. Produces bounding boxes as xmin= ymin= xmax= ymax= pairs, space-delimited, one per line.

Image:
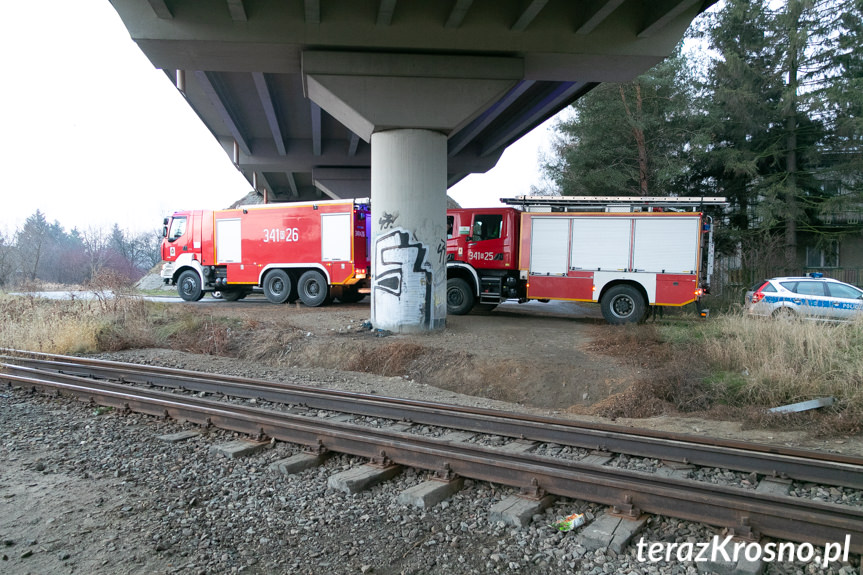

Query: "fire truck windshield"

xmin=168 ymin=216 xmax=187 ymax=242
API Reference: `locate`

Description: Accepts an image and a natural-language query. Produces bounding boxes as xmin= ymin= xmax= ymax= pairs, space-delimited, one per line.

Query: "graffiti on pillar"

xmin=374 ymin=228 xmax=432 ymax=328
xmin=379 ymin=211 xmax=399 ymax=230
xmin=437 ymin=240 xmax=446 ymax=264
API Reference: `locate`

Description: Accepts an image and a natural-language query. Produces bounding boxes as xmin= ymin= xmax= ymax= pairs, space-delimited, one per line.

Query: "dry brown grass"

xmin=673 ymin=313 xmax=863 ymax=410
xmin=0 ymin=289 xmax=248 ymax=356
xmin=0 ymin=294 xmax=102 ymax=354
xmin=584 ymin=313 xmax=863 ymax=433
xmin=652 ymin=312 xmax=863 ymax=434
xmin=345 ymin=342 xmax=426 ymax=376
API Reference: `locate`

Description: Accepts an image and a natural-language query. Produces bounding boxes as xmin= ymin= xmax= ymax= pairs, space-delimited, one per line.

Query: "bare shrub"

xmin=346 ymin=342 xmax=426 ymax=377
xmin=86 ymin=268 xmax=137 ymax=313
xmin=589 ymin=382 xmax=669 ymax=419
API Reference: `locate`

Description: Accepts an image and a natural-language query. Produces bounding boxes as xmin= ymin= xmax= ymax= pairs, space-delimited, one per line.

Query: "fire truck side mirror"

xmin=162 ymin=226 xmax=168 ymax=238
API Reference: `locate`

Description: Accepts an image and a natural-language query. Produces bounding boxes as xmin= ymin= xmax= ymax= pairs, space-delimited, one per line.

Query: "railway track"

xmin=2 ymin=349 xmax=861 ymax=555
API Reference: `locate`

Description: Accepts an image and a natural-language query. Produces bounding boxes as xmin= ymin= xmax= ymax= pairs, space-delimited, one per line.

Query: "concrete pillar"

xmin=302 ymin=52 xmax=521 ymax=332
xmin=370 ymin=129 xmax=447 ymax=332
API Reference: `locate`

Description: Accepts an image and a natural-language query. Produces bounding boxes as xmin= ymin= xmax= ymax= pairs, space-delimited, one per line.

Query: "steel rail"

xmin=2 ymin=351 xmax=862 ymax=490
xmin=3 ymin=366 xmax=862 ymax=554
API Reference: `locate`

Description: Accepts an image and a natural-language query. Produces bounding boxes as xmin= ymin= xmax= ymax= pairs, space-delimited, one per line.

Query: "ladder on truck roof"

xmin=500 ymin=195 xmax=728 ymax=212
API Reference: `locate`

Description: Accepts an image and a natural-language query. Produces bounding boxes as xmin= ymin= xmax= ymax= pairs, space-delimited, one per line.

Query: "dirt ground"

xmin=169 ymin=294 xmax=862 ymax=457
xmin=187 ymin=295 xmax=641 ymax=409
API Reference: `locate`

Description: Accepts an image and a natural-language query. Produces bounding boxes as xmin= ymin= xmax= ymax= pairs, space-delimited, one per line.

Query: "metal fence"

xmin=711 ymin=253 xmax=863 ymax=304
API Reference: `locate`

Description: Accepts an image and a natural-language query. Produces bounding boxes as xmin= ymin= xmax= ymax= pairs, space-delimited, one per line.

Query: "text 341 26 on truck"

xmin=445 ymin=196 xmax=727 ymax=324
xmin=160 ymin=199 xmax=371 ymax=305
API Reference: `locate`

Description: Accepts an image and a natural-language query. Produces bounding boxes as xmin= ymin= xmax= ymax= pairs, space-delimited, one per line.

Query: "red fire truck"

xmin=446 ymin=196 xmax=726 ymax=324
xmin=160 ymin=199 xmax=371 ymax=305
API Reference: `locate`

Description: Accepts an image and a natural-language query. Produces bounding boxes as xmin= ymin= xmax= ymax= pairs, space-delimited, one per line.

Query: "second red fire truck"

xmin=445 ymin=196 xmax=725 ymax=324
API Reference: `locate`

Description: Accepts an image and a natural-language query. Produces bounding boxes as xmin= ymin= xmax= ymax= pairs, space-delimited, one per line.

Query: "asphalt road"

xmin=15 ymin=289 xmax=604 ymax=319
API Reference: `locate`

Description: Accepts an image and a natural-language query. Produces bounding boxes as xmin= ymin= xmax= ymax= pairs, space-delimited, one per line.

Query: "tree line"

xmin=0 ymin=210 xmax=161 ymax=288
xmin=542 ymin=0 xmax=863 ymax=275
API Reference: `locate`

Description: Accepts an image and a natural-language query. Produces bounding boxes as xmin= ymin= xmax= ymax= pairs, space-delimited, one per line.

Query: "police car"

xmin=745 ymin=274 xmax=863 ymax=321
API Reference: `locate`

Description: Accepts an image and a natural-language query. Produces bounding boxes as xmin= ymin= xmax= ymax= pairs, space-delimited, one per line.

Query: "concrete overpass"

xmin=109 ymin=0 xmax=713 ymax=332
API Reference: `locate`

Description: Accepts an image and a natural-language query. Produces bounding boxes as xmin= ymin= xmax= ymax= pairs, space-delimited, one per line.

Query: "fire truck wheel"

xmin=263 ymin=270 xmax=293 ymax=304
xmin=177 ymin=270 xmax=204 ymax=302
xmin=601 ymin=285 xmax=646 ymax=325
xmin=220 ymin=290 xmax=244 ymax=302
xmin=447 ymin=278 xmax=474 ymax=315
xmin=337 ymin=286 xmax=365 ymax=304
xmin=298 ymin=270 xmax=329 ymax=307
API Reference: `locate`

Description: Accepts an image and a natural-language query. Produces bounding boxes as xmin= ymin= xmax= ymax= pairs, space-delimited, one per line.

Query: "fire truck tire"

xmin=471 ymin=303 xmax=497 ymax=314
xmin=337 ymin=286 xmax=365 ymax=304
xmin=220 ymin=290 xmax=245 ymax=302
xmin=298 ymin=270 xmax=329 ymax=307
xmin=447 ymin=278 xmax=474 ymax=315
xmin=600 ymin=285 xmax=646 ymax=325
xmin=263 ymin=270 xmax=293 ymax=304
xmin=177 ymin=270 xmax=204 ymax=302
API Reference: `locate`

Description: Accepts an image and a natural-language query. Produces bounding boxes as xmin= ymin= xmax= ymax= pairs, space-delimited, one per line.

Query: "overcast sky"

xmin=0 ymin=0 xmax=553 ymax=236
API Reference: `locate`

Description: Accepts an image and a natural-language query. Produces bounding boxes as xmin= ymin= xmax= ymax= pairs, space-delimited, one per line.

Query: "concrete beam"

xmin=303 ymin=52 xmax=522 ymax=141
xmin=195 ymin=70 xmax=251 ymax=155
xmin=479 ymin=81 xmax=591 ymax=156
xmin=286 ymin=172 xmax=299 ymax=198
xmin=255 ymin=171 xmax=275 ymax=199
xmin=575 ymin=0 xmax=626 ymax=35
xmin=310 ymin=101 xmax=322 ymax=156
xmin=304 ymin=0 xmax=320 ymax=24
xmin=639 ymin=0 xmax=703 ymax=38
xmin=445 ymin=0 xmax=473 ymax=29
xmin=348 ymin=132 xmax=360 ymax=156
xmin=313 ymin=168 xmax=371 ymax=200
xmin=146 ymin=0 xmax=172 ymax=19
xmin=448 ymin=80 xmax=535 ymax=156
xmin=252 ymin=72 xmax=286 ymax=156
xmin=377 ymin=0 xmax=397 ymax=26
xmin=511 ymin=0 xmax=548 ymax=32
xmin=227 ymin=0 xmax=247 ymax=22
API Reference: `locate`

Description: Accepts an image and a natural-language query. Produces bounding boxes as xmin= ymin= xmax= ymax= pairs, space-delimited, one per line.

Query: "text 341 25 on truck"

xmin=445 ymin=196 xmax=727 ymax=324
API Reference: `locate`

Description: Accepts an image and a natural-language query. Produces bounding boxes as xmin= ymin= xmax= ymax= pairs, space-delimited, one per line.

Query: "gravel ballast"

xmin=1 ymin=349 xmax=860 ymax=574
